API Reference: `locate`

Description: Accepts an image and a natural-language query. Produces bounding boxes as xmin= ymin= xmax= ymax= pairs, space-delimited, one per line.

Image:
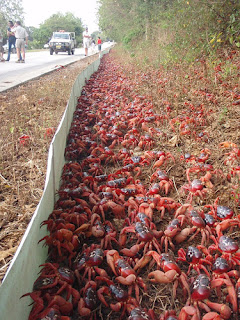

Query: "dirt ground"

xmin=0 ymin=54 xmax=98 ymax=282
xmin=0 ymin=47 xmax=240 ymax=319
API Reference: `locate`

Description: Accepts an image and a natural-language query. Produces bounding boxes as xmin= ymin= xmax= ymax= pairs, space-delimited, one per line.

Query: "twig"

xmin=172 ymin=176 xmax=183 ymax=205
xmin=0 ymin=260 xmax=11 ymax=271
xmin=0 ymin=173 xmax=10 ymax=184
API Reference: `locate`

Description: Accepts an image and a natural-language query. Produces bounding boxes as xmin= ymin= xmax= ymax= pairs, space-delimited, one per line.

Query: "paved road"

xmin=0 ymin=44 xmax=111 ymax=93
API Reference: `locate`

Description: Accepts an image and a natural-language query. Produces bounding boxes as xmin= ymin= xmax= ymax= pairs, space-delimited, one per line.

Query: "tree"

xmin=0 ymin=0 xmax=24 ymax=42
xmin=98 ymin=0 xmax=166 ymax=44
xmin=98 ymin=0 xmax=240 ymax=55
xmin=31 ymin=12 xmax=84 ymax=48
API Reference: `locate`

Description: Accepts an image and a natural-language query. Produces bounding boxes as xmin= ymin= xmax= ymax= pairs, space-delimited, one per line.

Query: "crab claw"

xmin=138 ymin=202 xmax=154 ymax=220
xmin=211 ymin=278 xmax=237 ymax=313
xmin=179 ymin=306 xmax=199 ymax=320
xmin=106 ymin=249 xmax=119 ymax=276
xmin=174 ymin=227 xmax=196 ymax=244
xmin=216 ymin=219 xmax=239 ymax=234
xmin=152 ymin=156 xmax=165 ymax=169
xmin=219 ymin=141 xmax=237 ymax=149
xmin=134 ymin=250 xmax=161 ymax=272
xmin=148 ymin=270 xmax=178 ymax=283
xmin=202 ymin=312 xmax=222 ymax=320
xmin=174 ymin=203 xmax=192 ymax=218
xmin=121 ymin=243 xmax=145 ymax=257
xmin=45 ymin=295 xmax=73 ymax=315
xmin=78 ymin=298 xmax=91 ymax=317
xmin=116 ymin=274 xmax=136 ymax=285
xmin=133 ymin=255 xmax=152 ymax=272
xmin=203 ymin=300 xmax=232 ymax=320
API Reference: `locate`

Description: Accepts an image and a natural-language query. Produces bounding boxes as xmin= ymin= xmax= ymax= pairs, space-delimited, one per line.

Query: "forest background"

xmin=98 ymin=0 xmax=240 ymax=64
xmin=1 ymin=0 xmax=239 ymax=58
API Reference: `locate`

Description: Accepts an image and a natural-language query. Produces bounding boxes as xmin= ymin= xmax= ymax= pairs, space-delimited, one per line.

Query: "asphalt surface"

xmin=0 ymin=44 xmax=111 ymax=93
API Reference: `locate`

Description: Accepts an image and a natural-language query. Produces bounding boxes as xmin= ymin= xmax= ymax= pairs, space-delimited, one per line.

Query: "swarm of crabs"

xmin=22 ymin=53 xmax=240 ymax=320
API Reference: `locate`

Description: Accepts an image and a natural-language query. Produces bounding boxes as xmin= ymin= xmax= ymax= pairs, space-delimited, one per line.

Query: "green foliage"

xmin=31 ymin=12 xmax=84 ymax=48
xmin=218 ymin=106 xmax=229 ymax=123
xmin=98 ymin=0 xmax=240 ymax=64
xmin=0 ymin=0 xmax=24 ymax=42
xmin=91 ymin=31 xmax=101 ymax=41
xmin=122 ymin=30 xmax=141 ymax=48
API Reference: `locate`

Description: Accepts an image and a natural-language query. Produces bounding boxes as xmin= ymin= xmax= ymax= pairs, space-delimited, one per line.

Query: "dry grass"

xmin=0 ymin=46 xmax=240 ymax=319
xmin=0 ymin=54 xmax=98 ymax=282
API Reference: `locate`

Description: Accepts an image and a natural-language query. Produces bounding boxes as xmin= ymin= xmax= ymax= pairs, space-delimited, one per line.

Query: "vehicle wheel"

xmin=55 ymin=51 xmax=58 ymax=54
xmin=72 ymin=50 xmax=74 ymax=55
xmin=50 ymin=49 xmax=53 ymax=55
xmin=68 ymin=49 xmax=71 ymax=55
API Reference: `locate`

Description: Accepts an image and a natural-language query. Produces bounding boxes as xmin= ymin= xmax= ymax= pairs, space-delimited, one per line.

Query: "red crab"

xmin=161 ymin=216 xmax=195 ymax=252
xmin=78 ymin=281 xmax=98 ymax=319
xmin=185 ymin=274 xmax=232 ymax=319
xmin=209 ymin=234 xmax=240 ymax=267
xmin=128 ymin=307 xmax=155 ymax=320
xmin=134 ymin=251 xmax=190 ymax=299
xmin=38 ymin=228 xmax=79 ymax=263
xmin=90 ymin=213 xmax=119 ymax=249
xmin=205 ymin=198 xmax=234 ymax=221
xmin=119 ymin=221 xmax=163 ymax=256
xmin=138 ymin=134 xmax=155 ymax=150
xmin=106 ymin=250 xmax=147 ymax=301
xmin=97 ymin=277 xmax=139 ymax=319
xmin=152 ymin=151 xmax=175 ymax=169
xmin=177 ymin=246 xmax=212 ymax=276
xmin=150 ymin=170 xmax=173 ymax=195
xmin=187 ymin=209 xmax=214 ymax=245
xmin=211 ymin=257 xmax=239 ymax=313
xmin=73 ymin=245 xmax=108 ymax=282
xmin=181 ymin=179 xmax=208 ymax=203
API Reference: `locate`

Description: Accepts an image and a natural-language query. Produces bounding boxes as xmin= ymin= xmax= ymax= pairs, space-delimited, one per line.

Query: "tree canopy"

xmin=31 ymin=12 xmax=84 ymax=48
xmin=98 ymin=0 xmax=240 ymax=55
xmin=0 ymin=0 xmax=24 ymax=40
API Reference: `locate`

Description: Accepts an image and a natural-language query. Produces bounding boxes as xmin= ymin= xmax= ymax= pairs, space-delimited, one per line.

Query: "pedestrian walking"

xmin=0 ymin=30 xmax=5 ymax=62
xmin=6 ymin=21 xmax=16 ymax=61
xmin=97 ymin=37 xmax=102 ymax=52
xmin=83 ymin=27 xmax=91 ymax=56
xmin=14 ymin=21 xmax=28 ymax=63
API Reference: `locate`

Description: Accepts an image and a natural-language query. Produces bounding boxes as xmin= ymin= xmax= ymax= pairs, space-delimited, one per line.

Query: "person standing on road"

xmin=97 ymin=37 xmax=102 ymax=52
xmin=14 ymin=21 xmax=28 ymax=63
xmin=6 ymin=21 xmax=16 ymax=61
xmin=0 ymin=30 xmax=5 ymax=62
xmin=83 ymin=27 xmax=91 ymax=56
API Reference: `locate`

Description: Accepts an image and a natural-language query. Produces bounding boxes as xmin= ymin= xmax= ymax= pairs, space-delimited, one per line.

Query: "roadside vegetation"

xmin=98 ymin=0 xmax=240 ymax=58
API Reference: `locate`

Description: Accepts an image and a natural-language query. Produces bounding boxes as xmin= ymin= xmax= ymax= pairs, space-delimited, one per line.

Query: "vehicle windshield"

xmin=53 ymin=33 xmax=70 ymax=40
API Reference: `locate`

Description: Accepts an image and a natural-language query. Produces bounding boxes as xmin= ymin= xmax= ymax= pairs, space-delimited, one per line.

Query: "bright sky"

xmin=22 ymin=0 xmax=100 ymax=33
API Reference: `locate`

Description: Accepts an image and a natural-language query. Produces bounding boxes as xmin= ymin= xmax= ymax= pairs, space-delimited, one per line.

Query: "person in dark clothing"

xmin=6 ymin=21 xmax=16 ymax=61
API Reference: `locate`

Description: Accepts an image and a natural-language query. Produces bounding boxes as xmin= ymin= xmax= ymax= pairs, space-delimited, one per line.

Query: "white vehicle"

xmin=49 ymin=30 xmax=76 ymax=55
xmin=3 ymin=42 xmax=16 ymax=54
xmin=43 ymin=43 xmax=49 ymax=49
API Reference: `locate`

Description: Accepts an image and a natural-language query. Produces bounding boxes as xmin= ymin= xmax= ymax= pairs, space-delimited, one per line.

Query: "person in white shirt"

xmin=14 ymin=21 xmax=28 ymax=63
xmin=82 ymin=27 xmax=91 ymax=56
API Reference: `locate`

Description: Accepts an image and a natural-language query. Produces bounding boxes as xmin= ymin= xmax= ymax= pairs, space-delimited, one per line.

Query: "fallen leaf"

xmin=168 ymin=135 xmax=179 ymax=146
